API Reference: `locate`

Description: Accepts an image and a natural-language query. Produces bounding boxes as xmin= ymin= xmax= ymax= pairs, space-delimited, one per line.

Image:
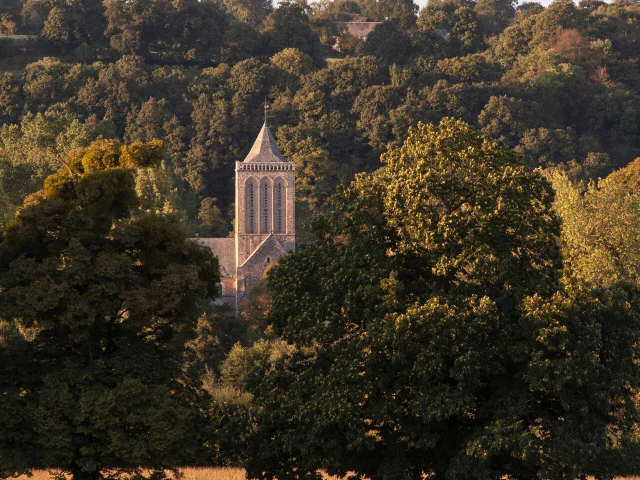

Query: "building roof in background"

xmin=197 ymin=238 xmax=235 ymax=276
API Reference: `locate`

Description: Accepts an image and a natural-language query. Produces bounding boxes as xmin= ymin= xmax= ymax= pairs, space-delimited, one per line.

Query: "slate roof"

xmin=197 ymin=238 xmax=236 ymax=276
xmin=240 ymin=234 xmax=286 ymax=268
xmin=243 ymin=122 xmax=288 ymax=163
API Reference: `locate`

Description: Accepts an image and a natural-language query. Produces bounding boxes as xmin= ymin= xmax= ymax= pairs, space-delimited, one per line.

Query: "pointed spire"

xmin=243 ymin=122 xmax=288 ymax=163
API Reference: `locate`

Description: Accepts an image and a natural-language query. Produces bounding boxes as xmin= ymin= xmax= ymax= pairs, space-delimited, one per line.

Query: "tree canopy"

xmin=551 ymin=163 xmax=640 ymax=289
xmin=0 ymin=139 xmax=219 ymax=480
xmin=246 ymin=119 xmax=640 ymax=480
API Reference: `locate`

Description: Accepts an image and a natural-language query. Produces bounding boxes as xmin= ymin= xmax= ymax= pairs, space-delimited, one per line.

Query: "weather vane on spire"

xmin=264 ymin=97 xmax=269 ymax=123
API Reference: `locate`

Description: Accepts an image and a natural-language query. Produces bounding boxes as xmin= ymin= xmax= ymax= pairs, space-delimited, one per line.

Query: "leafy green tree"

xmin=559 ymin=150 xmax=614 ymax=183
xmin=0 ymin=139 xmax=219 ymax=480
xmin=275 ymin=131 xmax=337 ymax=209
xmin=359 ymin=0 xmax=418 ymax=30
xmin=337 ymin=32 xmax=365 ymax=55
xmin=221 ymin=0 xmax=272 ymax=26
xmin=417 ymin=0 xmax=484 ymax=57
xmin=205 ymin=338 xmax=294 ymax=466
xmin=530 ymin=0 xmax=585 ymax=46
xmin=135 ymin=160 xmax=184 ymax=216
xmin=222 ymin=340 xmax=279 ymax=391
xmin=124 ymin=97 xmax=172 ymax=144
xmin=198 ymin=197 xmax=231 ymax=237
xmin=261 ymin=1 xmax=321 ymax=58
xmin=184 ymin=57 xmax=270 ymax=207
xmin=78 ymin=55 xmax=150 ymax=132
xmin=352 ymin=84 xmax=401 ymax=152
xmin=551 ymin=167 xmax=640 ymax=289
xmin=41 ymin=0 xmax=106 ymax=50
xmin=586 ymin=87 xmax=640 ymax=163
xmin=105 ymin=0 xmax=229 ymax=65
xmin=277 ymin=55 xmax=385 ymax=209
xmin=184 ymin=310 xmax=229 ymax=380
xmin=310 ymin=0 xmax=358 ymax=41
xmin=268 ymin=48 xmax=316 ymax=91
xmin=0 ymin=0 xmax=21 ymax=23
xmin=0 ymin=13 xmax=17 ymax=36
xmin=0 ymin=73 xmax=24 ymax=126
xmin=515 ymin=127 xmax=577 ymax=169
xmin=517 ymin=1 xmax=545 ymax=18
xmin=1 ymin=0 xmax=639 ymax=271
xmin=0 ymin=110 xmax=115 ymax=206
xmin=0 ymin=178 xmax=13 ymax=230
xmin=237 ymin=274 xmax=277 ymax=339
xmin=22 ymin=57 xmax=75 ymax=112
xmin=490 ymin=13 xmax=538 ymax=67
xmin=588 ymin=2 xmax=640 ymax=61
xmin=608 ymin=156 xmax=640 ymax=190
xmin=475 ymin=0 xmax=516 ymax=35
xmin=419 ymin=79 xmax=497 ymax=124
xmin=220 ymin=21 xmax=262 ymax=63
xmin=478 ymin=95 xmax=543 ymax=146
xmin=0 ymin=0 xmax=23 ymax=35
xmin=247 ymin=119 xmax=640 ymax=480
xmin=21 ymin=0 xmax=48 ymax=34
xmin=363 ymin=20 xmax=412 ymax=65
xmin=435 ymin=53 xmax=503 ymax=83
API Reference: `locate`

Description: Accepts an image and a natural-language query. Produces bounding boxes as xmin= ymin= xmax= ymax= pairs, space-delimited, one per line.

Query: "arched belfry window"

xmin=274 ymin=178 xmax=286 ymax=234
xmin=245 ymin=178 xmax=258 ymax=234
xmin=260 ymin=178 xmax=271 ymax=234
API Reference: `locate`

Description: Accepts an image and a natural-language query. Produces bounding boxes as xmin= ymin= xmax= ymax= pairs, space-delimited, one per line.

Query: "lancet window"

xmin=245 ymin=179 xmax=258 ymax=234
xmin=274 ymin=178 xmax=286 ymax=234
xmin=260 ymin=178 xmax=271 ymax=234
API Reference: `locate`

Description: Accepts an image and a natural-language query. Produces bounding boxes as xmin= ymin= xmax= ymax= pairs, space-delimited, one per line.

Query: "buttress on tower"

xmin=198 ymin=122 xmax=296 ymax=312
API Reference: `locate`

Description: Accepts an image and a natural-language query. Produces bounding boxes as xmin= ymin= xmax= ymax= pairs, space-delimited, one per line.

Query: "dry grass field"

xmin=12 ymin=470 xmax=640 ymax=480
xmin=13 ymin=468 xmax=352 ymax=480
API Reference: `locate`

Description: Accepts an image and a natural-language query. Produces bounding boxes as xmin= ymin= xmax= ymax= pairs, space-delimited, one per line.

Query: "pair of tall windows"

xmin=245 ymin=177 xmax=286 ymax=234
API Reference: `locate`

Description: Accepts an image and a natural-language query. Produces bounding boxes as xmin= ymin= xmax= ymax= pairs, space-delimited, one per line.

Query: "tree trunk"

xmin=70 ymin=466 xmax=101 ymax=480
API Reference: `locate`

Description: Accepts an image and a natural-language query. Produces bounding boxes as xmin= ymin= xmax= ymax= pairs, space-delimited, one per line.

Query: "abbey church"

xmin=198 ymin=122 xmax=296 ymax=311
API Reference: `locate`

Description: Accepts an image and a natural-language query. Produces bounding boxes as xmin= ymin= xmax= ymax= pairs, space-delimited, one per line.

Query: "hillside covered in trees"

xmin=0 ymin=0 xmax=639 ymax=235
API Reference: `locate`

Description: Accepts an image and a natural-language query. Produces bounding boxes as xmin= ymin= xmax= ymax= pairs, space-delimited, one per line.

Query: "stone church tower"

xmin=199 ymin=122 xmax=296 ymax=312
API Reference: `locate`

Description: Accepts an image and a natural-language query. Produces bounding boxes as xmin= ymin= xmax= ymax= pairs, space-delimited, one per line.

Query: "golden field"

xmin=12 ymin=468 xmax=350 ymax=480
xmin=11 ymin=470 xmax=640 ymax=480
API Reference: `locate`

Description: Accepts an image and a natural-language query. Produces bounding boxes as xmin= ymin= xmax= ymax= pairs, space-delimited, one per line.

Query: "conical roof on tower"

xmin=243 ymin=122 xmax=288 ymax=163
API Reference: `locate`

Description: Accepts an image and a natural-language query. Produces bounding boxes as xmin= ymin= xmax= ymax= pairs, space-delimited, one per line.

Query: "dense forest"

xmin=0 ymin=0 xmax=639 ymax=235
xmin=1 ymin=0 xmax=640 ymax=479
